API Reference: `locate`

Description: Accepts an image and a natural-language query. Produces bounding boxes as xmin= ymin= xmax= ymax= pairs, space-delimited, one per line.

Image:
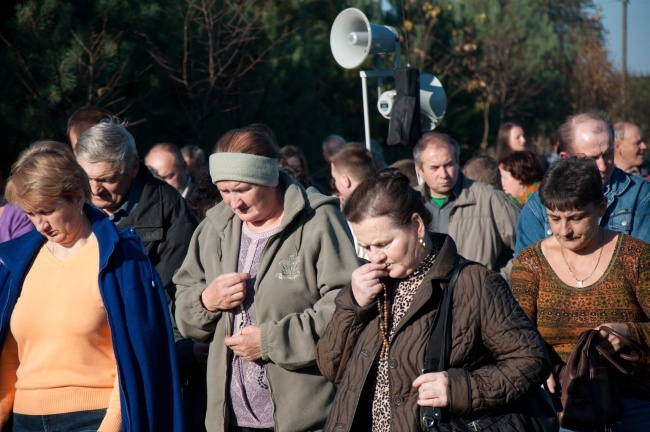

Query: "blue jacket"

xmin=0 ymin=204 xmax=184 ymax=431
xmin=515 ymin=167 xmax=650 ymax=256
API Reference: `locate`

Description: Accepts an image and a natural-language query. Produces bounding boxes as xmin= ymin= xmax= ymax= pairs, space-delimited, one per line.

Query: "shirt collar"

xmin=604 ymin=167 xmax=631 ymax=197
xmin=450 ymin=173 xmax=464 ymax=199
xmin=181 ymin=175 xmax=192 ymax=199
xmin=425 ymin=173 xmax=463 ymax=203
xmin=109 ymin=175 xmax=145 ymax=224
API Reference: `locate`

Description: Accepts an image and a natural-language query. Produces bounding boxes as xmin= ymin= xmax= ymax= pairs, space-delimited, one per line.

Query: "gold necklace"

xmin=559 ymin=230 xmax=604 ymax=288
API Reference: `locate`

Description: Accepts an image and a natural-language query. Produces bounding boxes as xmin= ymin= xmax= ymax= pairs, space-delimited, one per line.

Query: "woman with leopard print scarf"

xmin=317 ymin=169 xmax=552 ymax=432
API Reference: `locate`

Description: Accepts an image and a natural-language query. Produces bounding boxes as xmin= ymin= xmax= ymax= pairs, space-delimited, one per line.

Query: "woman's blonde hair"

xmin=5 ymin=141 xmax=90 ymax=211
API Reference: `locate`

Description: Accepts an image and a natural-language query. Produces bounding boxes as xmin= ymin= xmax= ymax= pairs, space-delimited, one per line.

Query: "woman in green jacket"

xmin=174 ymin=124 xmax=359 ymax=432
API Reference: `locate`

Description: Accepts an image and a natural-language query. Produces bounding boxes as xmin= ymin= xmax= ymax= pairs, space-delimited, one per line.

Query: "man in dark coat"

xmin=75 ymin=122 xmax=206 ymax=431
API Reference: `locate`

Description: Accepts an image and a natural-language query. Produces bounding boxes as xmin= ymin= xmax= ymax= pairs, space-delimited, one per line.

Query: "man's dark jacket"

xmin=118 ymin=164 xmax=197 ymax=295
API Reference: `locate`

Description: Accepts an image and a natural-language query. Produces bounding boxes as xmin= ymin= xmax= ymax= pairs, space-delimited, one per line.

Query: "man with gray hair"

xmin=515 ymin=111 xmax=650 ymax=255
xmin=75 ymin=122 xmax=203 ymax=430
xmin=414 ymin=132 xmax=520 ymax=276
xmin=75 ymin=123 xmax=197 ymax=291
xmin=614 ymin=121 xmax=649 ymax=179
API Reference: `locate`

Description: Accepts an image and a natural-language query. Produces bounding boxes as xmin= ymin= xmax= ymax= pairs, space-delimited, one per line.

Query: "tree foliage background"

xmin=1 ymin=0 xmax=647 ymax=174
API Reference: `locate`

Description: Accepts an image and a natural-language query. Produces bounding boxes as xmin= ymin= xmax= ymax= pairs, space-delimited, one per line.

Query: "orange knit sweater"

xmin=0 ymin=239 xmax=120 ymax=431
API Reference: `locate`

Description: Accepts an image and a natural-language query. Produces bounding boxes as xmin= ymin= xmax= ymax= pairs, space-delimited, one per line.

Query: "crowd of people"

xmin=0 ymin=107 xmax=647 ymax=432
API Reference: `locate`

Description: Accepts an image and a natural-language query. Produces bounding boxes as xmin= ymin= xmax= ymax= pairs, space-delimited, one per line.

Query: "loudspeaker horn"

xmin=419 ymin=73 xmax=446 ymax=130
xmin=377 ymin=73 xmax=446 ymax=130
xmin=330 ymin=8 xmax=399 ymax=69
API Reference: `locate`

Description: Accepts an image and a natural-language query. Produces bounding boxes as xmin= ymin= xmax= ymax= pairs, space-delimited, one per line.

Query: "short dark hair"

xmin=498 ymin=150 xmax=546 ymax=186
xmin=557 ymin=110 xmax=613 ymax=154
xmin=463 ymin=155 xmax=501 ymax=190
xmin=279 ymin=145 xmax=308 ymax=174
xmin=344 ymin=169 xmax=432 ymax=229
xmin=185 ymin=165 xmax=222 ymax=220
xmin=388 ymin=159 xmax=418 ymax=187
xmin=330 ymin=143 xmax=377 ymax=183
xmin=279 ymin=164 xmax=311 ymax=189
xmin=67 ymin=106 xmax=114 ymax=139
xmin=181 ymin=144 xmax=206 ymax=164
xmin=539 ymin=156 xmax=603 ymax=212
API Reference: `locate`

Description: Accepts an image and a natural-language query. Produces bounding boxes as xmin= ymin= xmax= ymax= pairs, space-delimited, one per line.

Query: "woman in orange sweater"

xmin=0 ymin=142 xmax=182 ymax=431
xmin=510 ymin=157 xmax=650 ymax=432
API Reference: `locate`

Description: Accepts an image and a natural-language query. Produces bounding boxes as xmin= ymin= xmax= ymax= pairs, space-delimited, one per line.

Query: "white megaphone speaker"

xmin=377 ymin=73 xmax=447 ymax=130
xmin=330 ymin=8 xmax=399 ymax=69
xmin=419 ymin=73 xmax=447 ymax=130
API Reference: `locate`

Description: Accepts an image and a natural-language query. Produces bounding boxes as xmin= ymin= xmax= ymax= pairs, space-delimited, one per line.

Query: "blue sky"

xmin=596 ymin=0 xmax=650 ymax=75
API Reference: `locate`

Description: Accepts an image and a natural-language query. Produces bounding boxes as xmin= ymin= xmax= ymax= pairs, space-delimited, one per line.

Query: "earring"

xmin=80 ymin=209 xmax=84 ymax=215
xmin=419 ymin=237 xmax=426 ymax=249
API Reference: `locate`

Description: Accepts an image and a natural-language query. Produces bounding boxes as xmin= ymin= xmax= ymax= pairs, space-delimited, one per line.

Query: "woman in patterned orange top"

xmin=510 ymin=156 xmax=650 ymax=432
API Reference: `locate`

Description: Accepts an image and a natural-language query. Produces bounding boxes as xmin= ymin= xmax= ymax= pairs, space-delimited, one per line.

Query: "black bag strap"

xmin=421 ymin=260 xmax=473 ymax=431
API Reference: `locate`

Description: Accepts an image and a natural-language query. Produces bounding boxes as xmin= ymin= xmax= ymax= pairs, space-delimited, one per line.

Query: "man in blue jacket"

xmin=515 ymin=111 xmax=650 ymax=256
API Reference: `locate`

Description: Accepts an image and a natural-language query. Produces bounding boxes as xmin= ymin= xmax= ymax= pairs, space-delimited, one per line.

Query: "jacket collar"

xmin=422 ymin=233 xmax=460 ymax=282
xmin=205 ymin=171 xmax=339 ymax=261
xmin=420 ymin=173 xmax=476 ymax=208
xmin=109 ymin=172 xmax=145 ymax=224
xmin=117 ymin=164 xmax=168 ymax=229
xmin=388 ymin=233 xmax=459 ymax=337
xmin=604 ymin=167 xmax=631 ymax=198
xmin=453 ymin=174 xmax=477 ymax=207
xmin=0 ymin=229 xmax=44 ymax=276
xmin=86 ymin=203 xmax=122 ymax=271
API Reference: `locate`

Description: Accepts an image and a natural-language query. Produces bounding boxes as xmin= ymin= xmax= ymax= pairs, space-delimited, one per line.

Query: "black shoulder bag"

xmin=420 ymin=262 xmax=558 ymax=432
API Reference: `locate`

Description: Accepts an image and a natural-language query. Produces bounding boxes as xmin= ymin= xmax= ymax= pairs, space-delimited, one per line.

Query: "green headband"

xmin=209 ymin=152 xmax=279 ymax=186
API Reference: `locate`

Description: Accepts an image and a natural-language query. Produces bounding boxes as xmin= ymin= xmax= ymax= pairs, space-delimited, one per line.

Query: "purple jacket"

xmin=0 ymin=203 xmax=34 ymax=243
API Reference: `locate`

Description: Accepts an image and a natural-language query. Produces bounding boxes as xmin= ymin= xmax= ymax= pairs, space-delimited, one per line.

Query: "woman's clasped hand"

xmin=201 ymin=272 xmax=250 ymax=312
